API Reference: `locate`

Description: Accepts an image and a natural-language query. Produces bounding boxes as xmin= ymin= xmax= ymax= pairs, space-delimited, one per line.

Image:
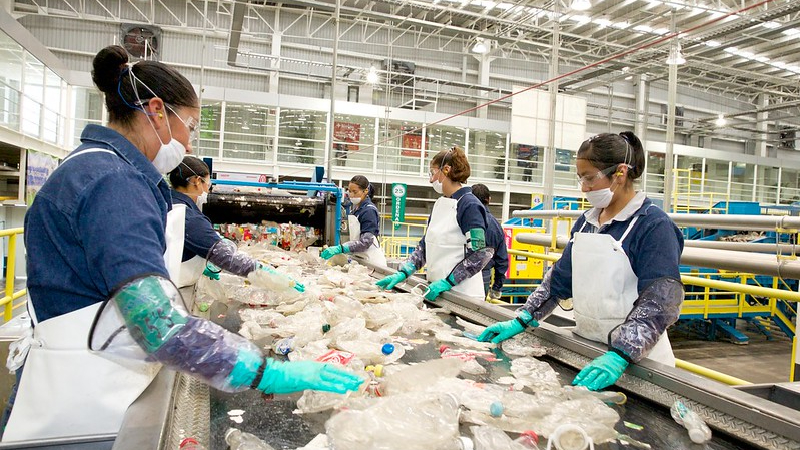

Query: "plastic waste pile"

xmin=194 ymin=243 xmax=627 ymax=450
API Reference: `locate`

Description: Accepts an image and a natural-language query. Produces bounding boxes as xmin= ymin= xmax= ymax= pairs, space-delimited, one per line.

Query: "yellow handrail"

xmin=0 ymin=228 xmax=26 ymax=323
xmin=674 ymin=359 xmax=752 ymax=385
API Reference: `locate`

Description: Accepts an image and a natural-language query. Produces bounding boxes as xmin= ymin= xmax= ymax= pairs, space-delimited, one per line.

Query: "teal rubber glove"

xmin=376 ymin=262 xmax=415 ymax=290
xmin=320 ymin=245 xmax=346 ymax=260
xmin=477 ymin=310 xmax=538 ymax=344
xmin=573 ymin=351 xmax=629 ymax=391
xmin=376 ymin=271 xmax=407 ymax=290
xmin=249 ymin=264 xmax=306 ymax=293
xmin=424 ymin=276 xmax=455 ymax=301
xmin=202 ymin=266 xmax=220 ymax=281
xmin=257 ymin=359 xmax=364 ymax=395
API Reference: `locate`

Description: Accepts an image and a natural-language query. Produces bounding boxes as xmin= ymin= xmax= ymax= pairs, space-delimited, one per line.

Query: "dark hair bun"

xmin=92 ymin=46 xmax=129 ymax=94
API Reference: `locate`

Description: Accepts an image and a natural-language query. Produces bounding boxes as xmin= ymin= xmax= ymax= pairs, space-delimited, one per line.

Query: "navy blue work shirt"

xmin=417 ymin=186 xmax=489 ymax=251
xmin=353 ymin=196 xmax=380 ymax=236
xmin=483 ymin=211 xmax=509 ymax=290
xmin=25 ymin=125 xmax=172 ymax=323
xmin=171 ymin=190 xmax=221 ymax=262
xmin=548 ymin=196 xmax=684 ymax=299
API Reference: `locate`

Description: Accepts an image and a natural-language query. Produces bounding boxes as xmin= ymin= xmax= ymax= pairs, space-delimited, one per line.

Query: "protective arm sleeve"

xmin=343 ymin=232 xmax=377 ymax=253
xmin=406 ymin=238 xmax=427 ymax=271
xmin=449 ymin=228 xmax=495 ymax=284
xmin=517 ymin=268 xmax=562 ymax=322
xmin=105 ymin=275 xmax=263 ymax=393
xmin=206 ymin=239 xmax=259 ymax=277
xmin=609 ymin=277 xmax=684 ymax=362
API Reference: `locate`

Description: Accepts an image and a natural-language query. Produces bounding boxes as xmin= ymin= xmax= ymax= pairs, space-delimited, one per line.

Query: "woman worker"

xmin=2 ymin=45 xmax=361 ymax=442
xmin=167 ymin=156 xmax=304 ymax=292
xmin=375 ymin=147 xmax=494 ymax=302
xmin=320 ymin=175 xmax=387 ymax=267
xmin=478 ymin=132 xmax=684 ymax=391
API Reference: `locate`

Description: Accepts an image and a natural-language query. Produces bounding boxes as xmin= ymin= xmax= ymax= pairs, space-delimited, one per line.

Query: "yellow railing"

xmin=381 ymin=219 xmax=429 ymax=265
xmin=672 ymin=168 xmax=730 ymax=214
xmin=0 ymin=228 xmax=26 ymax=323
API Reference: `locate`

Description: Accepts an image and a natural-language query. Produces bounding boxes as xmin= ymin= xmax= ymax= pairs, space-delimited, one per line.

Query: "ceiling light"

xmin=570 ymin=0 xmax=591 ymax=11
xmin=666 ymin=41 xmax=686 ymax=65
xmin=705 ymin=40 xmax=721 ymax=47
xmin=612 ymin=21 xmax=630 ymax=29
xmin=634 ymin=25 xmax=653 ymax=33
xmin=653 ymin=27 xmax=670 ymax=35
xmin=592 ymin=18 xmax=612 ymax=28
xmin=715 ymin=114 xmax=727 ymax=127
xmin=365 ymin=66 xmax=379 ymax=84
xmin=762 ymin=21 xmax=780 ymax=29
xmin=624 ymin=75 xmax=633 ymax=81
xmin=471 ymin=37 xmax=489 ymax=54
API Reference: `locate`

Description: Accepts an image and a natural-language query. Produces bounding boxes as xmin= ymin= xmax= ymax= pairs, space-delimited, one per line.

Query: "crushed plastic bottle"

xmin=470 ymin=425 xmax=533 ymax=450
xmin=670 ymin=400 xmax=712 ymax=444
xmin=513 ymin=431 xmax=540 ymax=449
xmin=382 ymin=358 xmax=465 ymax=395
xmin=273 ymin=337 xmax=295 ymax=355
xmin=225 ymin=427 xmax=277 ymax=450
xmin=546 ymin=424 xmax=594 ymax=450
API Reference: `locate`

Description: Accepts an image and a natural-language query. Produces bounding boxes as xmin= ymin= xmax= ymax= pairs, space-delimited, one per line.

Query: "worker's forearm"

xmin=206 ymin=239 xmax=259 ymax=277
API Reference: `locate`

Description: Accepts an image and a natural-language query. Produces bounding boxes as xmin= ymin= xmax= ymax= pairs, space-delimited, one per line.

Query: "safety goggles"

xmin=577 ymin=165 xmax=618 ymax=188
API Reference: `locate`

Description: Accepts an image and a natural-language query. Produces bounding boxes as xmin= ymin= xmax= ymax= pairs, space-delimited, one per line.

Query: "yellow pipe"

xmin=675 ymin=359 xmax=752 ymax=385
xmin=4 ymin=233 xmax=16 ymax=322
xmin=681 ymin=274 xmax=800 ymax=302
xmin=0 ymin=228 xmax=23 ymax=238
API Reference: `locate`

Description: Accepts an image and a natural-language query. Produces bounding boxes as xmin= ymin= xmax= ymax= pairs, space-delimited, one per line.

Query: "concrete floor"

xmin=670 ymin=325 xmax=794 ymax=384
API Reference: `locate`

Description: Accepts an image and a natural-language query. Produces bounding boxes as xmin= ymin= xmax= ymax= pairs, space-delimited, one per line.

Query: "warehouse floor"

xmin=671 ymin=326 xmax=794 ymax=385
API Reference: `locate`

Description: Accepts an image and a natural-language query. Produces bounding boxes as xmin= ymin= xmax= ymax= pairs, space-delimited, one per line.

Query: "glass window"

xmin=377 ymin=118 xmax=424 ymax=174
xmin=196 ymin=101 xmax=222 ymax=158
xmin=42 ymin=68 xmax=63 ymax=144
xmin=71 ymin=86 xmax=103 ymax=147
xmin=508 ymin=143 xmax=543 ymax=184
xmin=645 ymin=151 xmax=666 ymax=195
xmin=468 ymin=129 xmax=506 ymax=181
xmin=730 ymin=162 xmax=754 ymax=201
xmin=425 ymin=124 xmax=466 ymax=170
xmin=781 ymin=168 xmax=800 ymax=205
xmin=704 ymin=159 xmax=729 ymax=198
xmin=277 ymin=109 xmax=327 ymax=166
xmin=21 ymin=51 xmax=44 ymax=137
xmin=332 ymin=114 xmax=375 ymax=170
xmin=0 ymin=31 xmax=23 ymax=130
xmin=553 ymin=148 xmax=577 ymax=187
xmin=756 ymin=165 xmax=779 ymax=204
xmin=223 ymin=102 xmax=275 ymax=161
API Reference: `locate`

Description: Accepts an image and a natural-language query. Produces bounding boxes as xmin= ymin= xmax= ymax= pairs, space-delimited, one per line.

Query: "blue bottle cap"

xmin=489 ymin=401 xmax=504 ymax=417
xmin=381 ymin=343 xmax=395 ymax=355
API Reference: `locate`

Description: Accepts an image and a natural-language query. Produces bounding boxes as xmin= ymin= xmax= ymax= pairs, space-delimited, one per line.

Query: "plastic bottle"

xmin=225 ymin=428 xmax=277 ymax=450
xmin=178 ymin=437 xmax=206 ymax=450
xmin=273 ymin=337 xmax=294 ymax=355
xmin=670 ymin=400 xmax=712 ymax=444
xmin=513 ymin=431 xmax=539 ymax=449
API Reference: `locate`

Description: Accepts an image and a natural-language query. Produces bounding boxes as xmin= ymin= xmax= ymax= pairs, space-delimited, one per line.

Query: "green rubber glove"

xmin=376 ymin=262 xmax=415 ymax=290
xmin=257 ymin=359 xmax=364 ymax=395
xmin=376 ymin=271 xmax=407 ymax=290
xmin=202 ymin=266 xmax=220 ymax=280
xmin=573 ymin=351 xmax=629 ymax=391
xmin=320 ymin=245 xmax=345 ymax=260
xmin=478 ymin=310 xmax=538 ymax=344
xmin=424 ymin=276 xmax=455 ymax=301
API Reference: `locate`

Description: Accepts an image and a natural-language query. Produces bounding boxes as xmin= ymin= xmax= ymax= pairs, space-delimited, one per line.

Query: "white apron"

xmin=425 ymin=196 xmax=485 ymax=302
xmin=348 ymin=209 xmax=387 ymax=268
xmin=3 ymin=150 xmax=185 ymax=442
xmin=571 ymin=216 xmax=675 ymax=366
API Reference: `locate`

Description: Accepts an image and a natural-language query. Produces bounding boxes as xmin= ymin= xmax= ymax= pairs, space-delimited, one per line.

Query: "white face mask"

xmin=350 ymin=196 xmax=362 ymax=206
xmin=195 ymin=191 xmax=208 ymax=209
xmin=152 ymin=138 xmax=186 ymax=173
xmin=585 ymin=188 xmax=614 ymax=209
xmin=432 ymin=180 xmax=444 ymax=194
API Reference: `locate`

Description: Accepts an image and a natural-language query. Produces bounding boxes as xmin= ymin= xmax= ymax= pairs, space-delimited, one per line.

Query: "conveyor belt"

xmin=109 ymin=257 xmax=800 ymax=450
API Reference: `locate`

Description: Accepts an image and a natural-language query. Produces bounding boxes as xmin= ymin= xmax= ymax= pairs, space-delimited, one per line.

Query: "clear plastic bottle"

xmin=178 ymin=437 xmax=206 ymax=450
xmin=224 ymin=428 xmax=277 ymax=450
xmin=670 ymin=400 xmax=712 ymax=444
